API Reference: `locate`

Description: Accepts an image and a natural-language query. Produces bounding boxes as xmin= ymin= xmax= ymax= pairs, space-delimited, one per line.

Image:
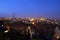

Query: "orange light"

xmin=6 ymin=26 xmax=10 ymax=30
xmin=40 ymin=18 xmax=46 ymax=21
xmin=32 ymin=22 xmax=35 ymax=24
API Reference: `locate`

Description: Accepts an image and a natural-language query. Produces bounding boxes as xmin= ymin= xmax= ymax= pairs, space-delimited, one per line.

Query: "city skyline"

xmin=0 ymin=0 xmax=60 ymax=18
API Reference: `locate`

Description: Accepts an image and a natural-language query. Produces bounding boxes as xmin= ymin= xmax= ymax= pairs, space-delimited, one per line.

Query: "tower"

xmin=13 ymin=12 xmax=15 ymax=18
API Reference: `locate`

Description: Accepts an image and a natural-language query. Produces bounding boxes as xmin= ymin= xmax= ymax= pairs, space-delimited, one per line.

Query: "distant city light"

xmin=51 ymin=21 xmax=54 ymax=24
xmin=8 ymin=17 xmax=12 ymax=20
xmin=57 ymin=35 xmax=59 ymax=39
xmin=6 ymin=26 xmax=10 ymax=29
xmin=47 ymin=20 xmax=50 ymax=23
xmin=0 ymin=18 xmax=1 ymax=20
xmin=40 ymin=18 xmax=46 ymax=21
xmin=4 ymin=30 xmax=9 ymax=33
xmin=2 ymin=25 xmax=3 ymax=27
xmin=55 ymin=22 xmax=58 ymax=24
xmin=30 ymin=18 xmax=34 ymax=21
xmin=28 ymin=26 xmax=31 ymax=30
xmin=32 ymin=22 xmax=35 ymax=24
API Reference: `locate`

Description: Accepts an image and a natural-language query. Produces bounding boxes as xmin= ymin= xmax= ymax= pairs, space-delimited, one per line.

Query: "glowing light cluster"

xmin=40 ymin=18 xmax=46 ymax=21
xmin=30 ymin=18 xmax=34 ymax=21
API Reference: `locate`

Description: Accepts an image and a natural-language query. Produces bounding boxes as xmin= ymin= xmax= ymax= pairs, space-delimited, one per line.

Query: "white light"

xmin=55 ymin=22 xmax=58 ymax=24
xmin=2 ymin=25 xmax=3 ymax=27
xmin=51 ymin=21 xmax=54 ymax=23
xmin=4 ymin=30 xmax=9 ymax=33
xmin=28 ymin=26 xmax=31 ymax=30
xmin=57 ymin=35 xmax=59 ymax=39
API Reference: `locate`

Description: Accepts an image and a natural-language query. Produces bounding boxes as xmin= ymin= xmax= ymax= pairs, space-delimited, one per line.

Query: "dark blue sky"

xmin=0 ymin=0 xmax=60 ymax=18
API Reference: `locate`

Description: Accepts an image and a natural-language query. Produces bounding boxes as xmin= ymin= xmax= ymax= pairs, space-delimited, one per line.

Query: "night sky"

xmin=0 ymin=0 xmax=60 ymax=18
